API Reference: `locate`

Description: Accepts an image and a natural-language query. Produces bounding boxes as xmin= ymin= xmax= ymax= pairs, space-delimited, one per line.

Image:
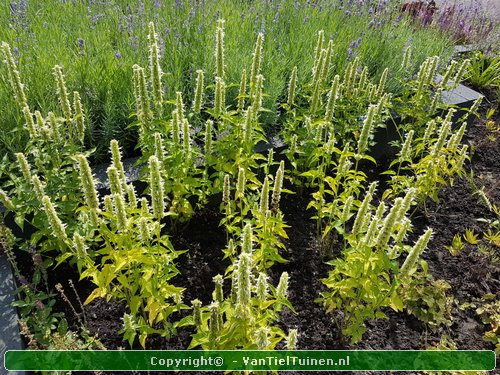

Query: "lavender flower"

xmin=77 ymin=38 xmax=85 ymax=51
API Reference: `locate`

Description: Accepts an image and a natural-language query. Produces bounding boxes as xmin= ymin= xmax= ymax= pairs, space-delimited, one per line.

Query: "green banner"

xmin=4 ymin=350 xmax=496 ymax=371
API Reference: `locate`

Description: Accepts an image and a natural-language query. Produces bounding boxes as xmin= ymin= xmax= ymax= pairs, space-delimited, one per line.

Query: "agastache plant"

xmin=271 ymin=161 xmax=284 ymax=211
xmin=215 ymin=19 xmax=225 ymax=80
xmin=237 ymin=69 xmax=247 ymax=112
xmin=399 ymin=228 xmax=433 ymax=277
xmin=321 ymin=40 xmax=334 ymax=84
xmin=175 ymin=91 xmax=186 ymax=132
xmin=376 ymin=68 xmax=389 ymax=99
xmin=148 ymin=22 xmax=163 ymax=108
xmin=1 ymin=42 xmax=28 ymax=109
xmin=250 ymin=33 xmax=264 ymax=99
xmin=310 ymin=48 xmax=326 ymax=114
xmin=322 ymin=180 xmax=428 ymax=345
xmin=401 ymin=46 xmax=412 ymax=72
xmin=16 ymin=152 xmax=32 ymax=182
xmin=23 ymin=107 xmax=37 ymax=140
xmin=324 ymin=75 xmax=340 ymax=123
xmin=192 ymin=70 xmax=204 ymax=113
xmin=132 ymin=64 xmax=152 ymax=136
xmin=42 ymin=195 xmax=68 ymax=242
xmin=0 ymin=189 xmax=15 ymax=212
xmin=357 ymin=104 xmax=376 ymax=157
xmin=48 ymin=112 xmax=61 ymax=144
xmin=35 ymin=111 xmax=51 ymax=145
xmin=287 ymin=66 xmax=298 ymax=108
xmin=32 ymin=175 xmax=45 ymax=203
xmin=252 ymin=75 xmax=264 ymax=118
xmin=187 ymin=235 xmax=295 ymax=350
xmin=110 ymin=140 xmax=127 ymax=188
xmin=77 ymin=154 xmax=100 ymax=227
xmin=312 ymin=30 xmax=325 ymax=77
xmin=73 ymin=91 xmax=85 ymax=144
xmin=351 ymin=182 xmax=377 ymax=235
xmin=53 ymin=65 xmax=72 ymax=128
xmin=214 ymin=77 xmax=225 ymax=118
xmin=148 ymin=155 xmax=164 ymax=220
xmin=107 ymin=166 xmax=123 ymax=198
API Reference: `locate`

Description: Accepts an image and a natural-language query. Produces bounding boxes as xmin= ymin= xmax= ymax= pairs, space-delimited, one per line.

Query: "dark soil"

xmin=8 ymin=102 xmax=500 ymax=374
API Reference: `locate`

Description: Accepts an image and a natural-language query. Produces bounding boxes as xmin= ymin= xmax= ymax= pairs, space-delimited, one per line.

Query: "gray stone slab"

xmin=453 ymin=45 xmax=474 ymax=56
xmin=436 ymin=74 xmax=483 ymax=105
xmin=92 ymin=156 xmax=143 ymax=190
xmin=0 ymin=252 xmax=25 ymax=375
xmin=441 ymin=88 xmax=469 ymax=105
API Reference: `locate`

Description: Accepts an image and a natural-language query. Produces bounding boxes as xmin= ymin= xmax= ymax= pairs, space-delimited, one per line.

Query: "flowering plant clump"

xmin=0 ymin=13 xmax=485 ymax=352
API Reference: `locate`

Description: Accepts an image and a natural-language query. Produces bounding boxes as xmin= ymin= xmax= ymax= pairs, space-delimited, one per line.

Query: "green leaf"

xmin=55 ymin=252 xmax=74 ymax=267
xmin=139 ymin=332 xmax=148 ymax=349
xmin=57 ymin=318 xmax=69 ymax=335
xmin=84 ymin=288 xmax=106 ymax=305
xmin=130 ymin=296 xmax=142 ymax=315
xmin=14 ymin=214 xmax=25 ymax=231
xmin=11 ymin=300 xmax=29 ymax=308
xmin=175 ymin=315 xmax=194 ymax=328
xmin=390 ymin=292 xmax=404 ymax=311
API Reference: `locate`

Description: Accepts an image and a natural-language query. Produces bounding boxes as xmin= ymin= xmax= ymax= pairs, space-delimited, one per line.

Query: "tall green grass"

xmin=0 ymin=0 xmax=454 ymax=162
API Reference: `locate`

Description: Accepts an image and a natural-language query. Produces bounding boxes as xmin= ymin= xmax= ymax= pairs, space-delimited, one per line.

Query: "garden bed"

xmin=1 ymin=9 xmax=499 ymax=372
xmin=15 ymin=101 xmax=493 ymax=375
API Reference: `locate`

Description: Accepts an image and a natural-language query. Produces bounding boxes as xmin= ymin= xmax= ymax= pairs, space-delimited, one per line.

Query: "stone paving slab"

xmin=0 ymin=252 xmax=24 ymax=375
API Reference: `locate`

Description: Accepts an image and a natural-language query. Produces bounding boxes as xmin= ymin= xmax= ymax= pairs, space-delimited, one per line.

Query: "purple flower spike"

xmin=77 ymin=38 xmax=85 ymax=51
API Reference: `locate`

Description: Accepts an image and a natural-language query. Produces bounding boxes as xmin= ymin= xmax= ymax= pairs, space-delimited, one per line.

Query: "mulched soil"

xmin=8 ymin=97 xmax=500 ymax=375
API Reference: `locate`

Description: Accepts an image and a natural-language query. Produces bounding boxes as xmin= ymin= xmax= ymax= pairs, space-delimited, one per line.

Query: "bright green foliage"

xmin=185 ymin=244 xmax=294 ymax=350
xmin=476 ymin=299 xmax=500 ymax=354
xmin=399 ymin=272 xmax=453 ymax=328
xmin=0 ymin=14 xmax=484 ymax=354
xmin=320 ymin=237 xmax=400 ymax=343
xmin=465 ymin=51 xmax=500 ymax=90
xmin=220 ymin=164 xmax=289 ymax=271
xmin=80 ymin=189 xmax=186 ymax=348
